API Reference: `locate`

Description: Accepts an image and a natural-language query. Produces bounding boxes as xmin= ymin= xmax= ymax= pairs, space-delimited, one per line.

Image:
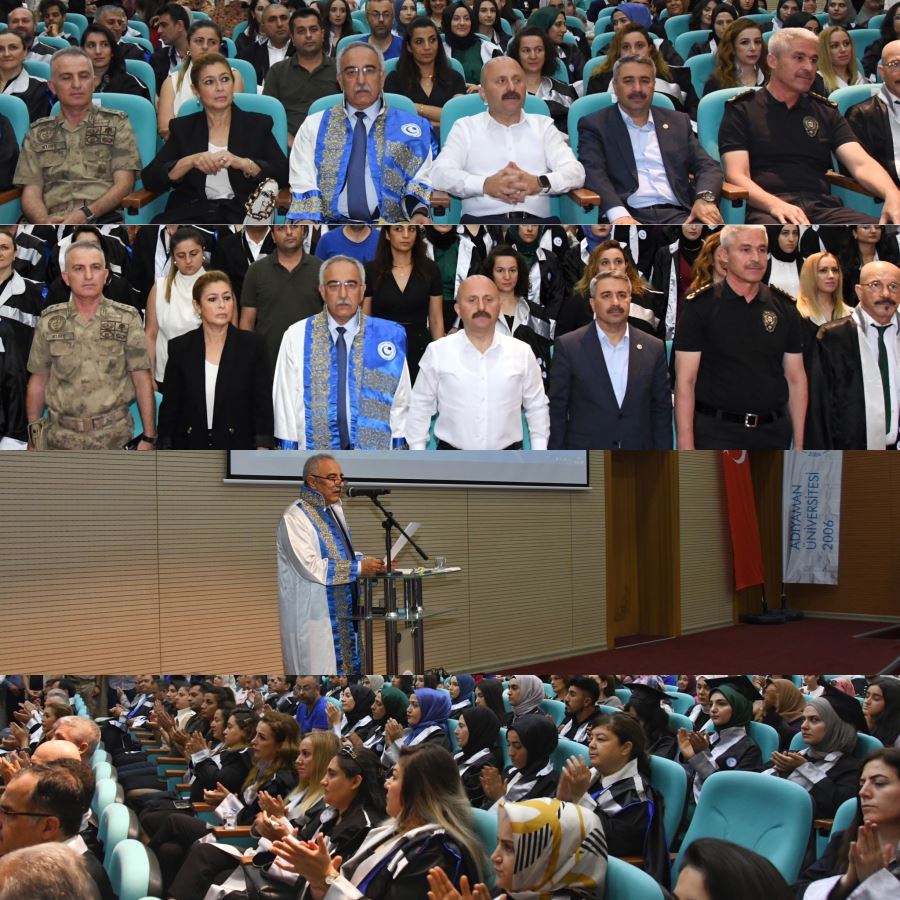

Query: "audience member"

xmin=287 ymin=42 xmax=433 ymax=223
xmin=81 ymin=23 xmax=151 ymax=100
xmin=703 ymin=18 xmax=768 ymax=95
xmin=15 ymin=48 xmax=141 ymax=224
xmin=481 ymin=713 xmax=559 ymax=808
xmin=150 ymin=4 xmax=191 ymax=93
xmin=865 ymin=679 xmax=900 ymax=748
xmin=443 ymin=1 xmax=502 ymax=86
xmin=0 ymin=30 xmax=51 ymax=123
xmin=240 ymin=2 xmax=293 ymax=84
xmin=454 ymin=705 xmax=501 ymax=806
xmin=323 ymin=0 xmax=357 ymax=57
xmin=675 ymin=838 xmax=795 ymax=900
xmin=0 ymin=842 xmax=97 ymax=900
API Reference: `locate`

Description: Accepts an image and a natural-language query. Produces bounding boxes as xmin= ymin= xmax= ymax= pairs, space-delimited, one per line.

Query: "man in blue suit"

xmin=578 ymin=55 xmax=723 ymax=225
xmin=548 ymin=270 xmax=672 ymax=449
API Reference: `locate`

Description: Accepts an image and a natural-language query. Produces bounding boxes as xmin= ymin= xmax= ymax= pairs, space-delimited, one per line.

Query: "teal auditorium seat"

xmin=869 ymin=13 xmax=885 ymax=30
xmin=498 ymin=727 xmax=512 ymax=768
xmin=615 ymin=687 xmax=632 ymax=704
xmin=591 ymin=31 xmax=614 ymax=55
xmin=649 ymin=754 xmax=688 ymax=846
xmin=92 ymin=777 xmax=123 ymax=819
xmin=232 ymin=20 xmax=248 ymax=41
xmin=447 ymin=716 xmax=460 ymax=752
xmin=663 ymin=13 xmax=693 ymax=41
xmin=566 ymin=16 xmax=585 ymax=34
xmin=850 ymin=28 xmax=880 ymax=60
xmin=0 ymin=95 xmax=30 ymax=222
xmin=98 ymin=803 xmax=141 ymax=869
xmin=122 ymin=35 xmax=154 ymax=57
xmin=107 ymin=840 xmax=164 ymax=900
xmin=37 ymin=20 xmax=83 ymax=39
xmin=222 ymin=37 xmax=237 ymax=58
xmin=551 ymin=736 xmax=590 ymax=775
xmin=696 ymin=86 xmax=757 ymax=222
xmin=128 ymin=19 xmax=151 ymax=39
xmin=24 ymin=59 xmax=51 ymax=80
xmin=606 ymin=857 xmax=665 ymax=899
xmin=36 ymin=34 xmax=69 ymax=50
xmin=685 ymin=52 xmax=715 ymax=99
xmin=581 ymin=54 xmax=607 ymax=84
xmin=598 ymin=704 xmax=622 ymax=715
xmin=470 ymin=808 xmax=498 ymax=888
xmin=703 ymin=719 xmax=778 ymax=763
xmin=667 ymin=711 xmax=694 ymax=734
xmin=672 ymin=771 xmax=813 ymax=884
xmin=384 ymin=55 xmax=466 ymax=79
xmin=540 ymin=698 xmax=566 ymax=727
xmin=226 ymin=56 xmax=259 ymax=93
xmin=667 ymin=692 xmax=696 ymax=716
xmin=826 ymin=797 xmax=857 ymax=846
xmin=93 ymin=761 xmax=114 ymax=781
xmin=674 ymin=29 xmax=711 ymax=60
xmin=125 ymin=59 xmax=157 ymax=98
xmin=789 ymin=729 xmax=883 ymax=760
xmin=830 ymin=84 xmax=883 ymax=218
xmin=543 ymin=682 xmax=555 ymax=698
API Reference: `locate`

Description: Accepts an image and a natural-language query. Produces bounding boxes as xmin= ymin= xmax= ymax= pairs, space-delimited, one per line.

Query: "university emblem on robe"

xmin=762 ymin=310 xmax=778 ymax=332
xmin=802 ymin=116 xmax=818 ymax=137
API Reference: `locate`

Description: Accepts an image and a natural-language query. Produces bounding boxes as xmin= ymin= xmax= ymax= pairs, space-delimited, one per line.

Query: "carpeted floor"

xmin=516 ymin=617 xmax=900 ymax=674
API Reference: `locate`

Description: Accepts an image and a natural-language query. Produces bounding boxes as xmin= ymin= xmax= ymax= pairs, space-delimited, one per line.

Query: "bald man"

xmin=405 ymin=274 xmax=550 ymax=449
xmin=31 ymin=740 xmax=81 ymax=765
xmin=808 ymin=260 xmax=900 ymax=449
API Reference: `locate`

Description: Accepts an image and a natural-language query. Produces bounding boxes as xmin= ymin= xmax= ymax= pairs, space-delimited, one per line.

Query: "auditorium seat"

xmin=666 ymin=691 xmax=696 ymax=716
xmin=384 ymin=55 xmax=466 ymax=79
xmin=98 ymin=803 xmax=141 ymax=870
xmin=0 ymin=94 xmax=30 ymax=222
xmin=703 ymin=720 xmax=778 ymax=762
xmin=615 ymin=688 xmax=632 ymax=705
xmin=648 ymin=754 xmax=688 ymax=847
xmin=674 ymin=29 xmax=711 ymax=60
xmin=607 ymin=856 xmax=665 ymax=899
xmin=540 ymin=698 xmax=566 ymax=727
xmin=663 ymin=13 xmax=693 ymax=42
xmin=125 ymin=59 xmax=158 ymax=98
xmin=447 ymin=716 xmax=460 ymax=752
xmin=685 ymin=52 xmax=715 ymax=101
xmin=672 ymin=770 xmax=813 ymax=884
xmin=92 ymin=777 xmax=123 ymax=820
xmin=227 ymin=56 xmax=258 ymax=94
xmin=470 ymin=807 xmax=498 ymax=888
xmin=590 ymin=31 xmax=614 ymax=56
xmin=127 ymin=19 xmax=151 ymax=40
xmin=666 ymin=711 xmax=694 ymax=734
xmin=106 ymin=840 xmax=164 ymax=900
xmin=551 ymin=736 xmax=590 ymax=774
xmin=850 ymin=29 xmax=880 ymax=61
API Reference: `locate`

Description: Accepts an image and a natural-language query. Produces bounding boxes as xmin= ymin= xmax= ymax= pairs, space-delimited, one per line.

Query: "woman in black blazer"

xmin=157 ymin=270 xmax=274 ymax=449
xmin=141 ymin=51 xmax=288 ymax=224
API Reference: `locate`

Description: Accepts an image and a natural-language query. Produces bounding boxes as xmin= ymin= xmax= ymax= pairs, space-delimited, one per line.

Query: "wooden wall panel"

xmin=678 ymin=452 xmax=734 ymax=632
xmin=0 ymin=452 xmax=161 ymax=671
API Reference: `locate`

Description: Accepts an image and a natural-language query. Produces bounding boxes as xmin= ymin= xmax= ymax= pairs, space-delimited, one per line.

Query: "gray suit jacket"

xmin=577 ymin=103 xmax=723 ymax=217
xmin=548 ymin=321 xmax=672 ymax=449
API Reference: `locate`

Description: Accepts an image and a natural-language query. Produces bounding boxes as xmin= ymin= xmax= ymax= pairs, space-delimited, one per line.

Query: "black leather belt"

xmin=695 ymin=401 xmax=784 ymax=428
xmin=437 ymin=440 xmax=523 ymax=450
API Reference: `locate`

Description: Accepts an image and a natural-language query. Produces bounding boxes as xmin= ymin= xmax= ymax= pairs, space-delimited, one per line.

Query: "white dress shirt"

xmin=431 ymin=110 xmax=585 ymax=218
xmin=405 ymin=329 xmax=549 ymax=449
xmin=857 ymin=305 xmax=899 ymax=445
xmin=596 ymin=322 xmax=630 ymax=408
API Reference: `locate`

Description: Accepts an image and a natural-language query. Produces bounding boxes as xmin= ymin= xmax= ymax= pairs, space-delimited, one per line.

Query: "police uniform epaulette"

xmin=726 ymin=89 xmax=757 ymax=103
xmin=684 ymin=282 xmax=713 ymax=300
xmin=769 ymin=284 xmax=800 ymax=304
xmin=808 ymin=91 xmax=838 ymax=108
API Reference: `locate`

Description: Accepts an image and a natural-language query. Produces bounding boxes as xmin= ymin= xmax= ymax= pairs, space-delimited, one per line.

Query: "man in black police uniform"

xmin=673 ymin=225 xmax=807 ymax=449
xmin=719 ymin=27 xmax=900 ymax=224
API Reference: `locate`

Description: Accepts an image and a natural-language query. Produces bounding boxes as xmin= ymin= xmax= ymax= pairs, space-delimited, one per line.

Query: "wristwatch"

xmin=696 ymin=191 xmax=716 ymax=204
xmin=139 ymin=433 xmax=158 ymax=446
xmin=538 ymin=175 xmax=551 ymax=195
xmin=80 ymin=205 xmax=97 ymax=223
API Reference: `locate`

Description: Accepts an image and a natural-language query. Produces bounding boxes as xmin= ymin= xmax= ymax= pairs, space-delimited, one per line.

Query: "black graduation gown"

xmin=496 ymin=761 xmax=560 ymax=807
xmin=647 ymin=730 xmax=680 ymax=761
xmin=455 ymin=748 xmax=499 ymax=808
xmin=0 ymin=273 xmax=41 ymax=442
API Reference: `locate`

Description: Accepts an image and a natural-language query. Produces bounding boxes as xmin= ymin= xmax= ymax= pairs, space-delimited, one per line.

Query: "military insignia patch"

xmin=47 ymin=314 xmax=66 ymax=332
xmin=803 ymin=116 xmax=819 ymax=137
xmin=762 ymin=310 xmax=778 ymax=332
xmin=99 ymin=321 xmax=129 ymax=341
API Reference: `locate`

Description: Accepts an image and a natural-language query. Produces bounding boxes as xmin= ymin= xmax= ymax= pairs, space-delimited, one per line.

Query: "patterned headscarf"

xmin=500 ymin=798 xmax=608 ymax=900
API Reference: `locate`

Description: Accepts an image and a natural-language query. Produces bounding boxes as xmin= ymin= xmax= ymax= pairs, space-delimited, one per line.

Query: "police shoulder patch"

xmin=769 ymin=284 xmax=799 ymax=305
xmin=808 ymin=91 xmax=838 ymax=108
xmin=684 ymin=282 xmax=712 ymax=301
xmin=727 ymin=89 xmax=757 ymax=104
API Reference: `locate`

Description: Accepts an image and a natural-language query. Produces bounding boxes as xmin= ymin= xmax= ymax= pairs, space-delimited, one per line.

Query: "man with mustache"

xmin=720 ymin=28 xmax=900 ymax=224
xmin=577 ymin=55 xmax=723 ymax=226
xmin=272 ymin=254 xmax=411 ymax=449
xmin=673 ymin=225 xmax=807 ymax=450
xmin=807 ymin=260 xmax=900 ymax=449
xmin=405 ymin=274 xmax=549 ymax=448
xmin=548 ymin=270 xmax=671 ymax=449
xmin=286 ymin=42 xmax=433 ymax=223
xmin=431 ymin=56 xmax=584 ymax=223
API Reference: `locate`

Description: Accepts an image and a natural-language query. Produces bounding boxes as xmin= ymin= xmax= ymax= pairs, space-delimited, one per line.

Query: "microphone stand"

xmin=366 ymin=493 xmax=429 ymax=572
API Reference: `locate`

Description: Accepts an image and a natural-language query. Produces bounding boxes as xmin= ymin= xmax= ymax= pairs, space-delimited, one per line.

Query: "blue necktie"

xmin=336 ymin=326 xmax=350 ymax=449
xmin=346 ymin=111 xmax=369 ymax=221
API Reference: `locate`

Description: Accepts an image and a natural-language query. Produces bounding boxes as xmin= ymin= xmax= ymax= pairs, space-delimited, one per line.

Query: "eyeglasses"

xmin=884 ymin=60 xmax=900 ymax=71
xmin=341 ymin=65 xmax=379 ymax=78
xmin=367 ymin=11 xmax=392 ymax=19
xmin=861 ymin=280 xmax=900 ymax=294
xmin=310 ymin=473 xmax=346 ymax=484
xmin=323 ymin=280 xmax=360 ymax=292
xmin=0 ymin=807 xmax=54 ymax=820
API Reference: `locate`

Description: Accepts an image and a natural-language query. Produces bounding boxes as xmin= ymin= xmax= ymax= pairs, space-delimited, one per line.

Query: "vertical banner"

xmin=782 ymin=451 xmax=843 ymax=585
xmin=721 ymin=451 xmax=765 ymax=590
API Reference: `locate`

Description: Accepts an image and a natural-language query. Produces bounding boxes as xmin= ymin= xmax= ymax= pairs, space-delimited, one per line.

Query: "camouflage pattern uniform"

xmin=27 ymin=296 xmax=151 ymax=449
xmin=13 ymin=107 xmax=142 ymax=218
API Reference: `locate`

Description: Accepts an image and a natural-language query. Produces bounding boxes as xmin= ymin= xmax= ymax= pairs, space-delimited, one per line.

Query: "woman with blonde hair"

xmin=797 ymin=251 xmax=851 ymax=327
xmin=704 ymin=18 xmax=769 ymax=95
xmin=818 ymin=25 xmax=866 ymax=93
xmin=687 ymin=231 xmax=726 ymax=295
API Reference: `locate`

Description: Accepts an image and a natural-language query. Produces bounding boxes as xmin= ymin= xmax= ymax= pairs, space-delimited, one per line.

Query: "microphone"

xmin=344 ymin=486 xmax=392 ymax=499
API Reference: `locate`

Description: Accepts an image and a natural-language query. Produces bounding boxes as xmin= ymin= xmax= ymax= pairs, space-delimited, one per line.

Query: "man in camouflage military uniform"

xmin=14 ymin=48 xmax=142 ymax=225
xmin=24 ymin=241 xmax=157 ymax=450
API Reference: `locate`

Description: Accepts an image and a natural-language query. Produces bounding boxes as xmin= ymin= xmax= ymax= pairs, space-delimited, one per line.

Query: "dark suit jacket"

xmin=548 ymin=321 xmax=672 ymax=449
xmin=157 ymin=324 xmax=274 ymax=449
xmin=239 ymin=38 xmax=295 ymax=84
xmin=82 ymin=845 xmax=115 ymax=900
xmin=806 ymin=315 xmax=872 ymax=450
xmin=141 ymin=105 xmax=289 ymax=224
xmin=578 ymin=104 xmax=723 ymax=219
xmin=845 ymin=94 xmax=899 ymax=188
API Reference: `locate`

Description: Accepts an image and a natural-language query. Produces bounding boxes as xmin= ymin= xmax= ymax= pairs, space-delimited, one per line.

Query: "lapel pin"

xmin=662 ymin=123 xmax=669 ymax=129
xmin=636 ymin=343 xmax=643 ymax=350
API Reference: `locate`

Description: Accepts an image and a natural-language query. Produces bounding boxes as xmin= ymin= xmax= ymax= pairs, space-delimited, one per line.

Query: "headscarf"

xmin=510 ymin=675 xmax=545 ymax=718
xmin=409 ymin=687 xmax=451 ymax=739
xmin=379 ymin=685 xmax=409 ymax=727
xmin=527 ymin=5 xmax=564 ymax=35
xmin=366 ymin=675 xmax=385 ymax=694
xmin=617 ymin=2 xmax=653 ymax=29
xmin=394 ymin=0 xmax=412 ymax=34
xmin=500 ymin=798 xmax=608 ymax=900
xmin=831 ymin=678 xmax=857 ymax=697
xmin=770 ymin=678 xmax=807 ymax=723
xmin=870 ymin=678 xmax=900 ymax=747
xmin=478 ymin=679 xmax=509 ymax=722
xmin=442 ymin=2 xmax=478 ymax=50
xmin=680 ymin=676 xmax=697 ymax=697
xmin=784 ymin=11 xmax=818 ymax=29
xmin=507 ymin=228 xmax=543 ymax=271
xmin=805 ymin=697 xmax=858 ymax=759
xmin=345 ymin=684 xmax=375 ymax=728
xmin=680 ymin=230 xmax=706 ymax=266
xmin=453 ymin=674 xmax=476 ymax=707
xmin=584 ymin=228 xmax=610 ymax=255
xmin=709 ymin=684 xmax=753 ymax=731
xmin=458 ymin=706 xmax=501 ymax=762
xmin=508 ymin=714 xmax=558 ymax=779
xmin=766 ymin=225 xmax=802 ymax=263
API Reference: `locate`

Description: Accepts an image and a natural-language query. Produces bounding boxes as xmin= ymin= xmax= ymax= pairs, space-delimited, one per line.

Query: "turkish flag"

xmin=721 ymin=450 xmax=765 ymax=590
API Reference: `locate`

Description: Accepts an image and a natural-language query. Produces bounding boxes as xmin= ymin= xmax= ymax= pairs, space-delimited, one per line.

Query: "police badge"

xmin=762 ymin=310 xmax=778 ymax=332
xmin=803 ymin=116 xmax=818 ymax=137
